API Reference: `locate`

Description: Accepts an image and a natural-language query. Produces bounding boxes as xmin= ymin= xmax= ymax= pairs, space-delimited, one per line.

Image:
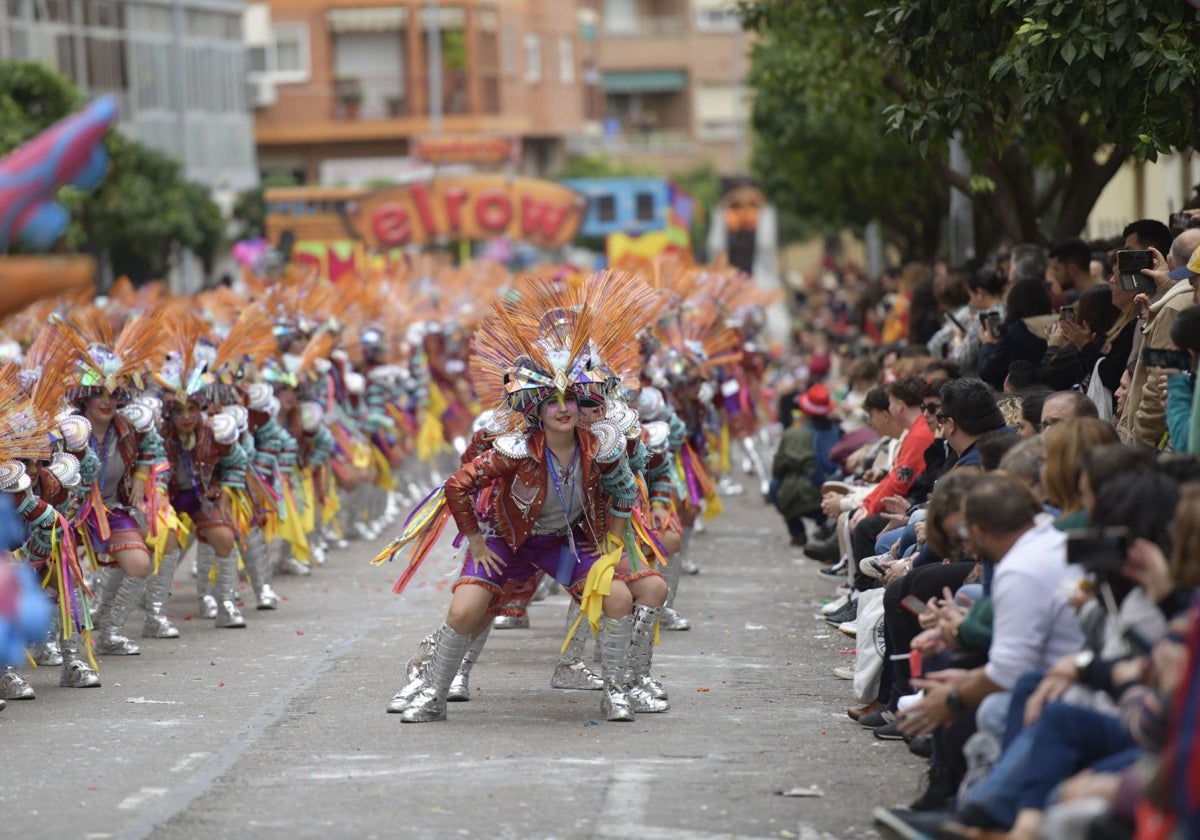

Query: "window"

xmin=500 ymin=23 xmax=516 ymax=78
xmin=635 ymin=192 xmax=656 ymax=222
xmin=559 ymin=35 xmax=574 ymax=84
xmin=693 ymin=0 xmax=740 ymax=32
xmin=523 ymin=32 xmax=540 ymax=84
xmin=248 ymin=23 xmax=309 ymax=84
xmin=596 ymin=194 xmax=616 ymax=223
xmin=695 ymin=82 xmax=746 ymax=139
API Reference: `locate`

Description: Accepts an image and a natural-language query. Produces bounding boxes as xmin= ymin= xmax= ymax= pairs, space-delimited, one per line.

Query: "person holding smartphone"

xmin=977 ymin=278 xmax=1054 ymax=392
xmin=1115 ymin=232 xmax=1200 ymax=449
xmin=1038 ymin=284 xmax=1131 ymax=418
xmin=950 ymin=269 xmax=1006 ymax=376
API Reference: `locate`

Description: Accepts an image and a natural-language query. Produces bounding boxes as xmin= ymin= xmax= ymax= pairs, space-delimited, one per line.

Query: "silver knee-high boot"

xmin=551 ymin=601 xmax=603 ymax=689
xmin=448 ymin=624 xmax=491 ymax=702
xmin=400 ymin=624 xmax=470 ymax=723
xmin=29 ymin=610 xmax=63 ymax=665
xmin=387 ymin=633 xmax=436 ymax=713
xmin=93 ymin=572 xmax=145 ymax=655
xmin=660 ymin=545 xmax=692 ymax=631
xmin=196 ymin=543 xmax=219 ymax=619
xmin=0 ymin=666 xmax=35 ymax=700
xmin=242 ymin=528 xmax=280 ymax=609
xmin=741 ymin=435 xmax=771 ymax=498
xmin=600 ymin=614 xmax=635 ymax=722
xmin=213 ymin=552 xmax=246 ymax=628
xmin=142 ymin=548 xmax=182 ymax=638
xmin=59 ymin=635 xmax=100 ymax=687
xmin=625 ymin=605 xmax=669 ymax=712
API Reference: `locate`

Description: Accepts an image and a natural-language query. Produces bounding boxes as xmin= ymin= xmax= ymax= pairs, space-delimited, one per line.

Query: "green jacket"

xmin=772 ymin=424 xmax=821 ymax=518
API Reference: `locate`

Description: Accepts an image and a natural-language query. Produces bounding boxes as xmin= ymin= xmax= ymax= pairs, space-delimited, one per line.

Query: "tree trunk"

xmin=1053 ymin=147 xmax=1130 ymax=240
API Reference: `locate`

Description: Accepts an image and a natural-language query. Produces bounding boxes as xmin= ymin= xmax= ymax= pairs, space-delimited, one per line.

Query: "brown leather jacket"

xmin=444 ymin=427 xmax=633 ymax=552
xmin=163 ymin=423 xmax=240 ymax=500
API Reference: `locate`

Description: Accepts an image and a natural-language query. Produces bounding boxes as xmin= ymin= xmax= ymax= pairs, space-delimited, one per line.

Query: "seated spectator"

xmin=997 ymin=436 xmax=1046 ymax=504
xmin=1040 ymin=390 xmax=1100 ymax=433
xmin=1004 ymin=360 xmax=1043 ymax=394
xmin=1041 ymin=418 xmax=1119 ymax=527
xmin=927 ymin=270 xmax=973 ymax=361
xmin=1014 ymin=387 xmax=1053 ymax=437
xmin=770 ymin=384 xmax=841 ymax=547
xmin=1039 ymin=284 xmax=1128 ymax=420
xmin=953 ymin=268 xmax=1007 ymax=376
xmin=978 ymin=278 xmax=1054 ymax=391
xmin=937 ymin=378 xmax=1011 ymax=468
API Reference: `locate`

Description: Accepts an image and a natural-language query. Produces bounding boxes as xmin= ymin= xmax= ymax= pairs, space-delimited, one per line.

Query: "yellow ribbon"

xmin=562 ymin=533 xmax=623 ymax=653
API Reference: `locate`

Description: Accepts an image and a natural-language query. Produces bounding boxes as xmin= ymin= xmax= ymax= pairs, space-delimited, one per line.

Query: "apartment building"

xmin=580 ymin=0 xmax=749 ymax=175
xmin=249 ymin=0 xmax=586 ymax=184
xmin=0 ymin=0 xmax=259 ymax=192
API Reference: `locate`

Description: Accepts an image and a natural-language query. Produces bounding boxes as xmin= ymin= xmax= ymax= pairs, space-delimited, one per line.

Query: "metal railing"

xmin=601 ymin=15 xmax=687 ymax=38
xmin=568 ymin=129 xmax=694 ymax=155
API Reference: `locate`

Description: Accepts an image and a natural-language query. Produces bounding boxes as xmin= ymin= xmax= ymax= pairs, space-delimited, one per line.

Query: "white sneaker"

xmin=859 ymin=554 xmax=891 ymax=579
xmin=820 ymin=594 xmax=850 ymax=616
xmin=833 ymin=663 xmax=856 ymax=680
xmin=837 ymin=621 xmax=858 ymax=639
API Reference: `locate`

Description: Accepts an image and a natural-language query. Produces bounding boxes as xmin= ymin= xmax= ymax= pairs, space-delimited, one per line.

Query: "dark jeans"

xmin=881 ymin=561 xmax=976 ymax=709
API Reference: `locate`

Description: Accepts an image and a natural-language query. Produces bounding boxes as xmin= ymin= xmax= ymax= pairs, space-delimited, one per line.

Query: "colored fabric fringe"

xmin=370 ymin=486 xmax=450 ymax=595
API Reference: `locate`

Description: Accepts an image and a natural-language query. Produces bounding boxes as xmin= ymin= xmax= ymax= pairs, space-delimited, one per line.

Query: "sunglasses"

xmin=921 ymin=403 xmax=941 ymax=415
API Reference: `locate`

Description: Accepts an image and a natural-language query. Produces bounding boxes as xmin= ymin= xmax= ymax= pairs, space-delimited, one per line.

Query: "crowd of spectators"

xmin=767 ymin=210 xmax=1200 ymax=840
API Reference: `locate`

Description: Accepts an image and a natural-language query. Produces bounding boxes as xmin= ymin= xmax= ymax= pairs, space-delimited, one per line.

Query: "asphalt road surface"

xmin=1 ymin=488 xmax=919 ymax=839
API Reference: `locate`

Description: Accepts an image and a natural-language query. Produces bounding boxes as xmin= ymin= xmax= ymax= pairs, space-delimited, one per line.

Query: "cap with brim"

xmin=1168 ymin=245 xmax=1200 ymax=281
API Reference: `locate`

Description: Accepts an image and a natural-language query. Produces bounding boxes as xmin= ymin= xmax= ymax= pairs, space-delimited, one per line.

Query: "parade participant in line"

xmin=376 ymin=275 xmax=656 ymax=723
xmin=156 ymin=317 xmax=251 ymax=630
xmin=45 ymin=308 xmax=166 ymax=656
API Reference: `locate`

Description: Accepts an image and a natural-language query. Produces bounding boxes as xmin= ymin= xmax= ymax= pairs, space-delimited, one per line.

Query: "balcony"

xmin=568 ymin=130 xmax=694 ymax=157
xmin=601 ymin=14 xmax=687 ymax=37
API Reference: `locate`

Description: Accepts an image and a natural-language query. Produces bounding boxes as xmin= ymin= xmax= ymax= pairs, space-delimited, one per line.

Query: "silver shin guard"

xmin=196 ymin=543 xmax=218 ymax=618
xmin=400 ymin=624 xmax=470 ymax=723
xmin=0 ymin=666 xmax=35 ymax=700
xmin=30 ymin=610 xmax=63 ymax=665
xmin=600 ymin=614 xmax=635 ymax=722
xmin=550 ymin=601 xmax=603 ymax=690
xmin=59 ymin=635 xmax=100 ymax=687
xmin=660 ymin=541 xmax=692 ymax=631
xmin=626 ymin=605 xmax=669 ymax=712
xmin=242 ymin=528 xmax=280 ymax=609
xmin=213 ymin=552 xmax=246 ymax=628
xmin=387 ymin=633 xmax=436 ymax=713
xmin=448 ymin=624 xmax=491 ymax=702
xmin=142 ymin=549 xmax=181 ymax=638
xmin=93 ymin=573 xmax=145 ymax=655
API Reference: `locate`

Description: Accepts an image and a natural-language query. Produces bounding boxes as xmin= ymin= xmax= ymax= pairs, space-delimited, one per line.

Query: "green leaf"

xmin=1061 ymin=41 xmax=1077 ymax=64
xmin=1087 ymin=67 xmax=1101 ymax=87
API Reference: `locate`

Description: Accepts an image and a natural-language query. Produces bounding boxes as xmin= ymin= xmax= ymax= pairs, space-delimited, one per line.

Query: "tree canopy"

xmin=740 ymin=0 xmax=1200 ymax=256
xmin=0 ymin=60 xmax=226 ymax=282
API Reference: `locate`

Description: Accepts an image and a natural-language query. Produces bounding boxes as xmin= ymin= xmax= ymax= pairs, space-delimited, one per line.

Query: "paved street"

xmin=1 ymin=489 xmax=919 ymax=840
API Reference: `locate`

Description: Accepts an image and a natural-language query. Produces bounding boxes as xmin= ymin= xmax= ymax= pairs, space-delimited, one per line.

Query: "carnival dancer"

xmin=43 ymin=308 xmax=166 ymax=655
xmin=157 ymin=319 xmax=252 ymax=630
xmin=376 ymin=275 xmax=657 ymax=723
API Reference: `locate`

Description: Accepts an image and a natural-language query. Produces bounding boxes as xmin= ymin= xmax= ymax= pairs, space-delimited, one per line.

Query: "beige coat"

xmin=1117 ymin=279 xmax=1195 ymax=448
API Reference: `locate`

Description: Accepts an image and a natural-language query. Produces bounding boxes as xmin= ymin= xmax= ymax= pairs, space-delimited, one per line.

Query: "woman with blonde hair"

xmin=1040 ymin=418 xmax=1118 ymax=528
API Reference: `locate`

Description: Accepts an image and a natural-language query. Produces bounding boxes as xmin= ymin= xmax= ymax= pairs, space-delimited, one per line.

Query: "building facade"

xmin=250 ymin=0 xmax=586 ymax=184
xmin=0 ymin=0 xmax=259 ymax=193
xmin=580 ymin=0 xmax=749 ymax=176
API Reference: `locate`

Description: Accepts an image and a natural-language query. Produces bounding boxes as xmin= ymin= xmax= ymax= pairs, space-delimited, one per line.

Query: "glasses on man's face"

xmin=935 ymin=413 xmax=948 ymax=425
xmin=921 ymin=403 xmax=941 ymax=415
xmin=1037 ymin=417 xmax=1062 ymax=433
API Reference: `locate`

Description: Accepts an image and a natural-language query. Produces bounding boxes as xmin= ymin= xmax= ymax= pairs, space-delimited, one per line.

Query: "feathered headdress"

xmin=156 ymin=312 xmax=214 ymax=402
xmin=469 ymin=272 xmax=660 ymax=429
xmin=43 ymin=305 xmax=165 ymax=399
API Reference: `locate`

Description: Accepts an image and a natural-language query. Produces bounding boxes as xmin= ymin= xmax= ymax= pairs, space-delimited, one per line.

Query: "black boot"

xmin=805 ymin=533 xmax=840 ymax=563
xmin=909 ymin=763 xmax=959 ymax=812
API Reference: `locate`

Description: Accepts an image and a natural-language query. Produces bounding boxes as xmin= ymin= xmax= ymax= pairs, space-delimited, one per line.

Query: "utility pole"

xmin=948 ymin=132 xmax=975 ymax=264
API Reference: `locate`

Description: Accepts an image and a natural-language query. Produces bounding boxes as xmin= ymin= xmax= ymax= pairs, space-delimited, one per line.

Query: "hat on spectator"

xmin=1168 ymin=245 xmax=1200 ymax=281
xmin=797 ymin=384 xmax=834 ymax=417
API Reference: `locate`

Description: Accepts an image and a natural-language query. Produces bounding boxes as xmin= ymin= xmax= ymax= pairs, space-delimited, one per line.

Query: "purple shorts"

xmin=454 ymin=531 xmax=601 ymax=597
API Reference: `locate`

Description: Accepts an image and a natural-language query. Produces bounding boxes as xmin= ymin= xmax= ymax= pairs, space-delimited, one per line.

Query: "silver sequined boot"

xmin=29 ymin=610 xmax=63 ymax=666
xmin=625 ymin=605 xmax=669 ymax=712
xmin=242 ymin=528 xmax=280 ymax=610
xmin=142 ymin=548 xmax=182 ymax=638
xmin=492 ymin=609 xmax=530 ymax=630
xmin=741 ymin=435 xmax=772 ymax=498
xmin=0 ymin=666 xmax=35 ymax=700
xmin=551 ymin=601 xmax=603 ymax=690
xmin=93 ymin=571 xmax=145 ymax=655
xmin=448 ymin=625 xmax=491 ymax=702
xmin=213 ymin=552 xmax=246 ymax=628
xmin=600 ymin=614 xmax=635 ymax=722
xmin=59 ymin=635 xmax=100 ymax=687
xmin=196 ymin=543 xmax=219 ymax=619
xmin=659 ymin=539 xmax=692 ymax=631
xmin=387 ymin=633 xmax=436 ymax=713
xmin=399 ymin=624 xmax=470 ymax=723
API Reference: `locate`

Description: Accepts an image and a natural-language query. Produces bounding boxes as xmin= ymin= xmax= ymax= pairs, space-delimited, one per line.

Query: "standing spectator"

xmin=926 ymin=270 xmax=973 ymax=361
xmin=953 ymin=268 xmax=1007 ymax=376
xmin=978 ymin=278 xmax=1054 ymax=391
xmin=1048 ymin=238 xmax=1098 ymax=301
xmin=1164 ymin=303 xmax=1200 ymax=454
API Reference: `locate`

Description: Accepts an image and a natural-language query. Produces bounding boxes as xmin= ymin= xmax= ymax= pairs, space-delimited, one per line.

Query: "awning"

xmin=602 ymin=70 xmax=687 ymax=94
xmin=326 ymin=7 xmax=408 ymax=33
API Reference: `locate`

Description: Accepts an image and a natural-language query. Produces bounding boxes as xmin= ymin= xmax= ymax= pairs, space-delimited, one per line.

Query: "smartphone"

xmin=1065 ymin=526 xmax=1130 ymax=572
xmin=1116 ymin=251 xmax=1156 ymax=295
xmin=1142 ymin=347 xmax=1191 ymax=370
xmin=1169 ymin=212 xmax=1190 ymax=232
xmin=901 ymin=594 xmax=930 ymax=616
xmin=1059 ymin=305 xmax=1075 ymax=323
xmin=979 ymin=310 xmax=1004 ymax=337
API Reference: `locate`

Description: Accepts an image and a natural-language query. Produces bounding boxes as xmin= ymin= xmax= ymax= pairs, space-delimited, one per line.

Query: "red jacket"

xmin=862 ymin=415 xmax=935 ymax=515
